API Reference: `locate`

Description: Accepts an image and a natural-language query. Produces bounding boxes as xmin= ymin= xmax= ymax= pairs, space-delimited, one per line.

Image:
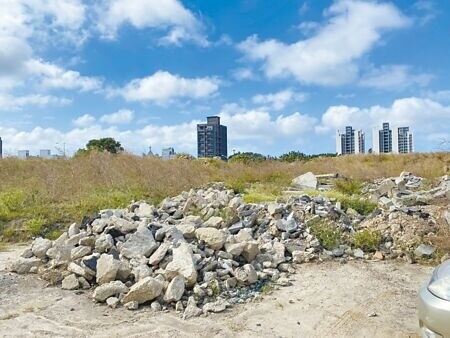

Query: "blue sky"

xmin=1 ymin=0 xmax=450 ymax=156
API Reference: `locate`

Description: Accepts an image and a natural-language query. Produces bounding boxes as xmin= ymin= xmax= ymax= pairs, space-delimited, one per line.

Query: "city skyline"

xmin=1 ymin=1 xmax=450 ymax=156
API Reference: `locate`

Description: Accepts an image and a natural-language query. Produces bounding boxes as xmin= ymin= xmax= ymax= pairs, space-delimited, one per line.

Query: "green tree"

xmin=278 ymin=151 xmax=307 ymax=162
xmin=76 ymin=138 xmax=124 ymax=156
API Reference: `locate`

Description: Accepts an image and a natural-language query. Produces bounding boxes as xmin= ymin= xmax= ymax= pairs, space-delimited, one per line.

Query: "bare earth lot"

xmin=0 ymin=245 xmax=433 ymax=338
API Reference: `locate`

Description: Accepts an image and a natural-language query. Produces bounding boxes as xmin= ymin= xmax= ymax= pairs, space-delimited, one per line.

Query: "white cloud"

xmin=110 ymin=71 xmax=220 ymax=104
xmin=360 ymin=65 xmax=432 ymax=90
xmin=72 ymin=114 xmax=96 ymax=127
xmin=26 ymin=59 xmax=102 ymax=92
xmin=231 ymin=68 xmax=257 ymax=81
xmin=252 ymin=89 xmax=308 ymax=110
xmin=238 ymin=0 xmax=410 ymax=85
xmin=317 ymin=97 xmax=450 ymax=135
xmin=97 ymin=0 xmax=207 ymax=46
xmin=0 ymin=93 xmax=71 ymax=111
xmin=100 ymin=109 xmax=134 ymax=124
xmin=220 ymin=109 xmax=317 ymax=142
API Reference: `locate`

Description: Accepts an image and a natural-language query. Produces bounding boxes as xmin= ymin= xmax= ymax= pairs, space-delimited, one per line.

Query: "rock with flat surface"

xmin=61 ymin=274 xmax=79 ymax=290
xmin=414 ymin=244 xmax=435 ymax=258
xmin=122 ymin=276 xmax=163 ymax=305
xmin=93 ymin=281 xmax=128 ymax=302
xmin=292 ymin=172 xmax=318 ymax=190
xmin=165 ymin=243 xmax=198 ymax=287
xmin=195 ymin=228 xmax=226 ymax=250
xmin=9 ymin=257 xmax=41 ymax=274
xmin=204 ymin=216 xmax=223 ymax=229
xmin=164 ymin=275 xmax=185 ymax=302
xmin=148 ymin=243 xmax=170 ymax=266
xmin=96 ymin=254 xmax=120 ymax=285
xmin=120 ymin=224 xmax=158 ymax=259
xmin=31 ymin=237 xmax=52 ymax=259
xmin=70 ymin=246 xmax=92 ymax=260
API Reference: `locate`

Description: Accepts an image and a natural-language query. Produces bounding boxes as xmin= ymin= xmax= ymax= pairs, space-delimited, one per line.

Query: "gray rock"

xmin=353 ymin=248 xmax=364 ymax=259
xmin=444 ymin=210 xmax=450 ymax=228
xmin=68 ymin=262 xmax=94 ymax=280
xmin=110 ymin=216 xmax=138 ymax=233
xmin=228 ymin=222 xmax=244 ymax=234
xmin=68 ymin=223 xmax=80 ymax=237
xmin=93 ymin=281 xmax=129 ymax=302
xmin=61 ymin=274 xmax=79 ymax=290
xmin=135 ymin=203 xmax=155 ymax=218
xmin=10 ymin=257 xmax=41 ymax=274
xmin=234 ymin=264 xmax=258 ymax=284
xmin=165 ymin=243 xmax=198 ymax=287
xmin=414 ymin=244 xmax=435 ymax=258
xmin=332 ymin=248 xmax=344 ymax=257
xmin=176 ymin=223 xmax=196 ymax=239
xmin=95 ymin=233 xmax=114 ymax=253
xmin=122 ymin=276 xmax=163 ymax=305
xmin=148 ymin=243 xmax=170 ymax=266
xmin=377 ymin=179 xmax=396 ymax=197
xmin=106 ymin=297 xmax=119 ymax=308
xmin=70 ymin=246 xmax=92 ymax=261
xmin=203 ymin=299 xmax=230 ymax=313
xmin=183 ymin=297 xmax=202 ymax=319
xmin=292 ymin=172 xmax=318 ymax=190
xmin=20 ymin=248 xmax=34 ymax=258
xmin=120 ymin=224 xmax=158 ymax=259
xmin=96 ymin=254 xmax=120 ymax=285
xmin=124 ymin=301 xmax=139 ymax=310
xmin=132 ymin=264 xmax=152 ymax=281
xmin=195 ymin=228 xmax=226 ymax=250
xmin=164 ymin=275 xmax=185 ymax=302
xmin=204 ymin=216 xmax=223 ymax=229
xmin=31 ymin=237 xmax=52 ymax=259
xmin=150 ymin=301 xmax=162 ymax=311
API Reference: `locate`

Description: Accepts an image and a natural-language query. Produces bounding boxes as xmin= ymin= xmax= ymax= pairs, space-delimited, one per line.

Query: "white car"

xmin=418 ymin=259 xmax=450 ymax=338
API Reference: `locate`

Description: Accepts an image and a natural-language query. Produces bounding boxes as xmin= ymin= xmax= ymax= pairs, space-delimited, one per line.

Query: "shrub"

xmin=352 ymin=229 xmax=381 ymax=252
xmin=309 ymin=219 xmax=341 ymax=250
xmin=24 ymin=218 xmax=47 ymax=236
xmin=334 ymin=179 xmax=362 ymax=196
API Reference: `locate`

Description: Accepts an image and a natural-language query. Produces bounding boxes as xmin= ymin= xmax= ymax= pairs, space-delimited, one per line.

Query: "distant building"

xmin=0 ymin=137 xmax=2 ymax=159
xmin=373 ymin=122 xmax=413 ymax=154
xmin=18 ymin=150 xmax=30 ymax=159
xmin=147 ymin=146 xmax=154 ymax=157
xmin=162 ymin=147 xmax=176 ymax=160
xmin=336 ymin=126 xmax=365 ymax=155
xmin=197 ymin=116 xmax=228 ymax=160
xmin=39 ymin=149 xmax=51 ymax=159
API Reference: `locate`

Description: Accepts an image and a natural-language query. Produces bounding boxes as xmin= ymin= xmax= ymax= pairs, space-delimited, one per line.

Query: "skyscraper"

xmin=197 ymin=116 xmax=228 ymax=160
xmin=373 ymin=122 xmax=413 ymax=154
xmin=336 ymin=126 xmax=365 ymax=155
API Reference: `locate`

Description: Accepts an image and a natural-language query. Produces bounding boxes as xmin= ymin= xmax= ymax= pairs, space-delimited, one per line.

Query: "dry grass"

xmin=0 ymin=152 xmax=448 ymax=241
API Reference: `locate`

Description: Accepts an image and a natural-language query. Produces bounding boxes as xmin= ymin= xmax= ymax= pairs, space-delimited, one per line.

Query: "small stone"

xmin=203 ymin=299 xmax=230 ymax=313
xmin=175 ymin=301 xmax=184 ymax=312
xmin=165 ymin=243 xmax=198 ymax=287
xmin=120 ymin=224 xmax=158 ymax=259
xmin=373 ymin=251 xmax=384 ymax=260
xmin=183 ymin=297 xmax=202 ymax=319
xmin=353 ymin=248 xmax=364 ymax=259
xmin=95 ymin=233 xmax=114 ymax=253
xmin=150 ymin=301 xmax=162 ymax=311
xmin=414 ymin=244 xmax=435 ymax=258
xmin=68 ymin=223 xmax=80 ymax=237
xmin=9 ymin=257 xmax=41 ymax=274
xmin=106 ymin=297 xmax=120 ymax=308
xmin=124 ymin=301 xmax=139 ymax=310
xmin=62 ymin=274 xmax=79 ymax=290
xmin=204 ymin=216 xmax=224 ymax=229
xmin=292 ymin=172 xmax=318 ymax=190
xmin=332 ymin=248 xmax=344 ymax=257
xmin=234 ymin=264 xmax=258 ymax=284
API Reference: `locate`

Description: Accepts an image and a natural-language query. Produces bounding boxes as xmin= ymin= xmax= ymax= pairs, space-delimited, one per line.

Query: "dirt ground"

xmin=0 ymin=245 xmax=434 ymax=338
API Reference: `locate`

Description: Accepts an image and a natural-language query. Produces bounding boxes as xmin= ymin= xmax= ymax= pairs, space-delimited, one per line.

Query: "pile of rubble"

xmin=8 ymin=173 xmax=449 ymax=317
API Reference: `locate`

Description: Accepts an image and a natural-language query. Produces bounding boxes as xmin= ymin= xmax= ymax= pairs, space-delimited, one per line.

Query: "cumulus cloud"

xmin=72 ymin=114 xmax=96 ymax=127
xmin=238 ymin=0 xmax=410 ymax=85
xmin=100 ymin=109 xmax=134 ymax=124
xmin=317 ymin=97 xmax=450 ymax=135
xmin=110 ymin=71 xmax=220 ymax=104
xmin=231 ymin=68 xmax=257 ymax=81
xmin=220 ymin=109 xmax=317 ymax=142
xmin=97 ymin=0 xmax=207 ymax=46
xmin=252 ymin=89 xmax=308 ymax=111
xmin=360 ymin=65 xmax=433 ymax=90
xmin=0 ymin=93 xmax=71 ymax=111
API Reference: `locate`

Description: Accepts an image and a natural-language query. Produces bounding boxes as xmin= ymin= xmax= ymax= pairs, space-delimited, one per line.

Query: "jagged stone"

xmin=31 ymin=237 xmax=52 ymax=259
xmin=165 ymin=243 xmax=197 ymax=287
xmin=122 ymin=276 xmax=163 ymax=305
xmin=62 ymin=274 xmax=79 ymax=290
xmin=93 ymin=281 xmax=128 ymax=302
xmin=164 ymin=275 xmax=185 ymax=302
xmin=96 ymin=254 xmax=120 ymax=285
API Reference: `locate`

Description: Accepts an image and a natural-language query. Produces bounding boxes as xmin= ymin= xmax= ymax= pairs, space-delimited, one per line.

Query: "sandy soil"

xmin=0 ymin=245 xmax=433 ymax=338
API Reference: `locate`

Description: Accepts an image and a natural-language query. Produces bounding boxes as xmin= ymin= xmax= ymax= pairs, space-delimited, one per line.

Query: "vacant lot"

xmin=0 ymin=245 xmax=433 ymax=338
